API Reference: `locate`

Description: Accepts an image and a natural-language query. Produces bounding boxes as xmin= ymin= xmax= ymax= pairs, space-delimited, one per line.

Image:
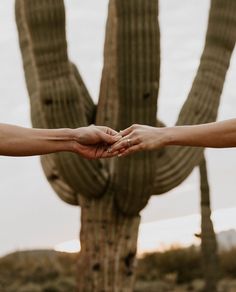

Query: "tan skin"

xmin=0 ymin=123 xmax=121 ymax=159
xmin=108 ymin=119 xmax=236 ymax=157
xmin=3 ymin=119 xmax=235 ymax=159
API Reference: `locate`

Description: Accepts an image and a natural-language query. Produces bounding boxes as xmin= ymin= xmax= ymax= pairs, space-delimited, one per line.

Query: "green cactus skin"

xmin=15 ymin=0 xmax=78 ymax=205
xmin=153 ymin=0 xmax=236 ymax=195
xmin=15 ymin=0 xmax=110 ymax=201
xmin=78 ymin=193 xmax=140 ymax=291
xmin=15 ymin=0 xmax=236 ymax=291
xmin=199 ymin=157 xmax=219 ymax=292
xmin=97 ymin=0 xmax=160 ymax=215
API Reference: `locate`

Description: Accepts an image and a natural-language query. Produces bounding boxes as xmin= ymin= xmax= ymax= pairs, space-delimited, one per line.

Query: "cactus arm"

xmin=40 ymin=155 xmax=78 ymax=205
xmin=153 ymin=0 xmax=236 ymax=195
xmin=15 ymin=0 xmax=78 ymax=204
xmin=71 ymin=63 xmax=96 ymax=125
xmin=96 ymin=0 xmax=119 ymax=130
xmin=199 ymin=156 xmax=219 ymax=292
xmin=15 ymin=0 xmax=109 ymax=199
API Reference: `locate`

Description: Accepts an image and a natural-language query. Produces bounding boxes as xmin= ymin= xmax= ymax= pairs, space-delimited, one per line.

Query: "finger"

xmin=94 ymin=145 xmax=99 ymax=158
xmin=119 ymin=126 xmax=133 ymax=137
xmin=106 ymin=127 xmax=118 ymax=136
xmin=95 ymin=144 xmax=119 ymax=158
xmin=118 ymin=144 xmax=141 ymax=157
xmin=109 ymin=135 xmax=136 ymax=152
xmin=97 ymin=126 xmax=118 ymax=136
xmin=100 ymin=132 xmax=122 ymax=144
xmin=107 ymin=141 xmax=123 ymax=153
xmin=95 ymin=145 xmax=106 ymax=159
xmin=100 ymin=150 xmax=119 ymax=158
xmin=117 ymin=147 xmax=126 ymax=153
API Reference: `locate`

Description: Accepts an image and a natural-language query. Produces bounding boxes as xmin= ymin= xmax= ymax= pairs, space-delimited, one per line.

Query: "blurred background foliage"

xmin=1 ymin=246 xmax=236 ymax=292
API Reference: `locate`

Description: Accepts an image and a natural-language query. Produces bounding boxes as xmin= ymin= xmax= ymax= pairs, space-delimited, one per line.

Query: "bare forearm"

xmin=0 ymin=123 xmax=75 ymax=156
xmin=163 ymin=119 xmax=236 ymax=148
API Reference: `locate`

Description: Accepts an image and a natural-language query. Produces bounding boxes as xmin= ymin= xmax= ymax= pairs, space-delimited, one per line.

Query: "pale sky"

xmin=0 ymin=0 xmax=236 ymax=256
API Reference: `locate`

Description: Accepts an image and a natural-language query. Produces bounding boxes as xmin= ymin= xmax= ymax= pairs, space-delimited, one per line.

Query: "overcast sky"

xmin=0 ymin=0 xmax=236 ymax=256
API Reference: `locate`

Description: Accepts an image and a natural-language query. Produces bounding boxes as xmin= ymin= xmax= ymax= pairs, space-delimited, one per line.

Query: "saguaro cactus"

xmin=199 ymin=157 xmax=219 ymax=292
xmin=15 ymin=0 xmax=236 ymax=291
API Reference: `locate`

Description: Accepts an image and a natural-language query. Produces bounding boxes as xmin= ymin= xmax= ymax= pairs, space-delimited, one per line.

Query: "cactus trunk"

xmin=78 ymin=193 xmax=140 ymax=292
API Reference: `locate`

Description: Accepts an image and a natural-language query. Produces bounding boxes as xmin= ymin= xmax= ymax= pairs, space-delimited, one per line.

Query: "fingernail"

xmin=118 ymin=153 xmax=123 ymax=157
xmin=107 ymin=148 xmax=111 ymax=153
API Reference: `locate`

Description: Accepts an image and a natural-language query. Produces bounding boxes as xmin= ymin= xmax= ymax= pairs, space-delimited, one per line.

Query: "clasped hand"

xmin=75 ymin=124 xmax=162 ymax=159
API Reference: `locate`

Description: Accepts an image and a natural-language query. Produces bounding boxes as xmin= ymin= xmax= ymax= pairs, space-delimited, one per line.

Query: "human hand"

xmin=108 ymin=124 xmax=165 ymax=157
xmin=75 ymin=125 xmax=121 ymax=145
xmin=72 ymin=125 xmax=122 ymax=159
xmin=74 ymin=143 xmax=120 ymax=159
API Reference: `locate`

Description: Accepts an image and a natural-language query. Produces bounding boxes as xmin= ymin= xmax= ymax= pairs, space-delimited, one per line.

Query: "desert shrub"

xmin=1 ymin=282 xmax=42 ymax=292
xmin=1 ymin=246 xmax=236 ymax=291
xmin=18 ymin=283 xmax=42 ymax=292
xmin=42 ymin=277 xmax=76 ymax=292
xmin=220 ymin=248 xmax=236 ymax=278
xmin=137 ymin=245 xmax=202 ymax=283
xmin=0 ymin=250 xmax=77 ymax=291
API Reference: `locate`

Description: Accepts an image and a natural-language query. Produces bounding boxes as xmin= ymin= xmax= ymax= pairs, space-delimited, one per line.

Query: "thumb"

xmin=119 ymin=126 xmax=133 ymax=137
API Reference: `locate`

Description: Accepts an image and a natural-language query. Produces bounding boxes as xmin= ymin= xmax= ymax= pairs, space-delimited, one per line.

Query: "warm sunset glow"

xmin=54 ymin=239 xmax=81 ymax=253
xmin=54 ymin=207 xmax=236 ymax=254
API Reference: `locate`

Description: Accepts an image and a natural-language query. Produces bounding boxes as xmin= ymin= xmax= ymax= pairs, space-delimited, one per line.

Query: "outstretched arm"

xmin=0 ymin=123 xmax=121 ymax=158
xmin=109 ymin=119 xmax=236 ymax=156
xmin=164 ymin=119 xmax=236 ymax=148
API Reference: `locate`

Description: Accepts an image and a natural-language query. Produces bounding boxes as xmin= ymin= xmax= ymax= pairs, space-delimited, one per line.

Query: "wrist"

xmin=65 ymin=128 xmax=85 ymax=153
xmin=49 ymin=128 xmax=76 ymax=152
xmin=65 ymin=128 xmax=78 ymax=141
xmin=63 ymin=128 xmax=78 ymax=152
xmin=70 ymin=127 xmax=84 ymax=144
xmin=160 ymin=127 xmax=176 ymax=146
